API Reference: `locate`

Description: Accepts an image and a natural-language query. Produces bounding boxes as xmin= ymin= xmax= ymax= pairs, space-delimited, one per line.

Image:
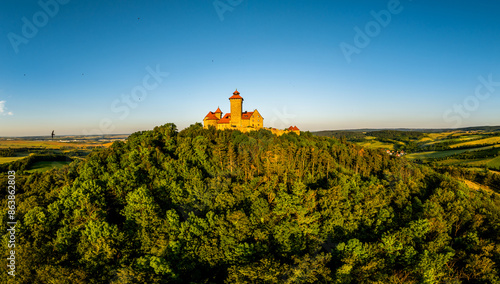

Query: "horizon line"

xmin=2 ymin=124 xmax=500 ymax=138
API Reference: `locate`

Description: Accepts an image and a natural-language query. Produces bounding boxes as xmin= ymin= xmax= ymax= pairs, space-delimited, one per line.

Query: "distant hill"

xmin=312 ymin=125 xmax=500 ymax=137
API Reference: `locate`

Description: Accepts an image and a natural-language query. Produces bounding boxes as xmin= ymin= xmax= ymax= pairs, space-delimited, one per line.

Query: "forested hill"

xmin=1 ymin=123 xmax=499 ymax=283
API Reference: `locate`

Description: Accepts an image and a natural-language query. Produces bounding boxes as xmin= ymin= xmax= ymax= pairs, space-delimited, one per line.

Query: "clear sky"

xmin=1 ymin=0 xmax=500 ymax=136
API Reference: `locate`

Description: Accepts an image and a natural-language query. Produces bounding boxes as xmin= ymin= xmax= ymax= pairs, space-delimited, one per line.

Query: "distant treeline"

xmin=314 ymin=130 xmax=425 ymax=143
xmin=0 ymin=147 xmax=42 ymax=156
xmin=366 ymin=130 xmax=425 ymax=142
xmin=456 ymin=126 xmax=500 ymax=132
xmin=0 ymin=148 xmax=15 ymax=157
xmin=420 ymin=141 xmax=500 ymax=152
xmin=316 ymin=131 xmax=366 ymax=141
xmin=0 ymin=147 xmax=68 ymax=156
xmin=433 ymin=147 xmax=499 ymax=161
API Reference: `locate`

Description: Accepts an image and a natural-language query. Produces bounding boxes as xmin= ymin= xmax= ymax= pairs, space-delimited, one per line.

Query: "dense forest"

xmin=1 ymin=123 xmax=499 ymax=283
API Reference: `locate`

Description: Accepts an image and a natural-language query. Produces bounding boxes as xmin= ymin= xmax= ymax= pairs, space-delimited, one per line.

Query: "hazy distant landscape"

xmin=0 ymin=135 xmax=127 ymax=172
xmin=315 ymin=127 xmax=500 ymax=169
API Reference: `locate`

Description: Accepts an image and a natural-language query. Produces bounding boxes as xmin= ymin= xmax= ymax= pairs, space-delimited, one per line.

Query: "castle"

xmin=203 ymin=89 xmax=264 ymax=131
xmin=203 ymin=89 xmax=299 ymax=135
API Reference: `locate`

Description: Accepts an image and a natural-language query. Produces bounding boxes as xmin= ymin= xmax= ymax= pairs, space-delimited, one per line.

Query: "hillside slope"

xmin=1 ymin=123 xmax=499 ymax=283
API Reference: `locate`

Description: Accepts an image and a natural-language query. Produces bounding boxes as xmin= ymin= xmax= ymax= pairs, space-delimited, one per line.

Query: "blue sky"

xmin=1 ymin=0 xmax=500 ymax=136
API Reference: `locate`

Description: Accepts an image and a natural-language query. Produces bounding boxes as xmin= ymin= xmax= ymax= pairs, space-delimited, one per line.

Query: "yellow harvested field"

xmin=418 ymin=137 xmax=433 ymax=142
xmin=0 ymin=157 xmax=28 ymax=164
xmin=426 ymin=132 xmax=458 ymax=140
xmin=460 ymin=179 xmax=497 ymax=196
xmin=0 ymin=140 xmax=113 ymax=149
xmin=450 ymin=137 xmax=500 ymax=148
xmin=356 ymin=140 xmax=395 ymax=150
xmin=421 ymin=135 xmax=491 ymax=147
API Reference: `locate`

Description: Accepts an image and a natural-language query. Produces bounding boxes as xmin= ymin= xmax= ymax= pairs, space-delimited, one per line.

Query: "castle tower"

xmin=214 ymin=107 xmax=222 ymax=119
xmin=229 ymin=89 xmax=243 ymax=127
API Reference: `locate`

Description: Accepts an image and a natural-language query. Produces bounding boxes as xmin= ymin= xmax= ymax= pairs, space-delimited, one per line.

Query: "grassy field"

xmin=407 ymin=147 xmax=486 ymax=160
xmin=0 ymin=152 xmax=32 ymax=164
xmin=356 ymin=140 xmax=396 ymax=150
xmin=488 ymin=156 xmax=500 ymax=168
xmin=433 ymin=156 xmax=500 ymax=168
xmin=356 ymin=136 xmax=409 ymax=150
xmin=459 ymin=179 xmax=497 ymax=196
xmin=25 ymin=161 xmax=73 ymax=173
xmin=418 ymin=134 xmax=486 ymax=147
xmin=476 ymin=156 xmax=500 ymax=168
xmin=407 ymin=144 xmax=500 ymax=160
xmin=0 ymin=156 xmax=29 ymax=164
xmin=418 ymin=137 xmax=433 ymax=143
xmin=450 ymin=136 xmax=500 ymax=148
xmin=425 ymin=131 xmax=460 ymax=140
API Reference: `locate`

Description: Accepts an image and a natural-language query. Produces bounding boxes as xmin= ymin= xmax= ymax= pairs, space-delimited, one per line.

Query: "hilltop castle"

xmin=203 ymin=89 xmax=264 ymax=131
xmin=203 ymin=89 xmax=299 ymax=135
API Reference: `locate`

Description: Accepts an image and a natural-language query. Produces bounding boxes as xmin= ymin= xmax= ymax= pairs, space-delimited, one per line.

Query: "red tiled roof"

xmin=215 ymin=107 xmax=222 ymax=113
xmin=293 ymin=126 xmax=299 ymax=131
xmin=204 ymin=111 xmax=218 ymax=120
xmin=229 ymin=94 xmax=243 ymax=100
xmin=288 ymin=126 xmax=294 ymax=131
xmin=229 ymin=89 xmax=243 ymax=100
xmin=241 ymin=111 xmax=254 ymax=119
xmin=217 ymin=113 xmax=231 ymax=124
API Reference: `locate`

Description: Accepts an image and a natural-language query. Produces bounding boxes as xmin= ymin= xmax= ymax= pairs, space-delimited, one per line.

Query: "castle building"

xmin=203 ymin=89 xmax=264 ymax=131
xmin=203 ymin=89 xmax=300 ymax=135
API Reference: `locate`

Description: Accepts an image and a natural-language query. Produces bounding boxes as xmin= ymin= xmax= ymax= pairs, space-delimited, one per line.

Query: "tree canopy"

xmin=1 ymin=123 xmax=499 ymax=283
